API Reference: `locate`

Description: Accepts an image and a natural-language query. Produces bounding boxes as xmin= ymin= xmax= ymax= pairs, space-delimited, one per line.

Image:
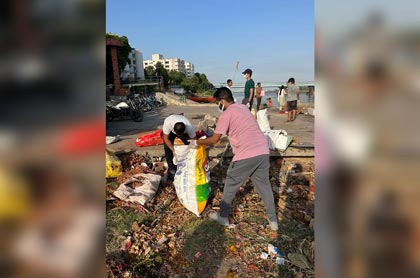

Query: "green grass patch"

xmin=106 ymin=207 xmax=152 ymax=254
xmin=181 ymin=218 xmax=226 ymax=261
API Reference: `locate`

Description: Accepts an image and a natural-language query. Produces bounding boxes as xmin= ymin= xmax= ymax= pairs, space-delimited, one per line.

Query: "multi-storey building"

xmin=121 ymin=49 xmax=145 ymax=81
xmin=143 ymin=54 xmax=194 ymax=78
xmin=185 ymin=62 xmax=194 ymax=78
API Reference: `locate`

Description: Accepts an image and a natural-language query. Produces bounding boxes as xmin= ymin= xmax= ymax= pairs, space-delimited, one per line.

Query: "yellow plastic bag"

xmin=106 ymin=151 xmax=122 ymax=178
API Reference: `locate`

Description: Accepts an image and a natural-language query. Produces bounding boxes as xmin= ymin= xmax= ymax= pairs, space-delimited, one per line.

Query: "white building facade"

xmin=143 ymin=54 xmax=194 ymax=78
xmin=121 ymin=49 xmax=145 ymax=81
xmin=185 ymin=62 xmax=194 ymax=78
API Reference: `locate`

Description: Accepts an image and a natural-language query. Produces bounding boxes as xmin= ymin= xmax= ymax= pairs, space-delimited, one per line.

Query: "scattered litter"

xmin=260 ymin=252 xmax=269 ymax=260
xmin=106 ymin=151 xmax=122 ymax=178
xmin=107 ymin=142 xmax=314 ymax=277
xmin=157 ymin=236 xmax=168 ymax=245
xmin=106 ymin=135 xmax=121 ymax=144
xmin=135 ymin=130 xmax=164 ymax=147
xmin=196 ymin=114 xmax=216 ymax=137
xmin=268 ymin=244 xmax=277 ymax=257
xmin=276 ymin=257 xmax=285 ymax=265
xmin=247 ymin=264 xmax=258 ymax=271
xmin=268 ymin=244 xmax=285 ymax=258
xmin=274 ymin=247 xmax=285 ymax=257
xmin=122 ymin=236 xmax=132 ymax=251
xmin=113 ymin=173 xmax=161 ymax=205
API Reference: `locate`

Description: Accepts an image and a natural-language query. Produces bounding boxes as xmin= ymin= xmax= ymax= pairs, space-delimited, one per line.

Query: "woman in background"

xmin=277 ymin=85 xmax=287 ymax=113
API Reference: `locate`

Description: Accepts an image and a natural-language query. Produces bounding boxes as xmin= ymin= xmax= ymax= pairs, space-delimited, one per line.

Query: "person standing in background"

xmin=278 ymin=85 xmax=287 ymax=113
xmin=226 ymin=79 xmax=233 ymax=92
xmin=241 ymin=68 xmax=255 ymax=110
xmin=267 ymin=97 xmax=273 ymax=107
xmin=285 ymin=77 xmax=299 ymax=122
xmin=255 ymin=82 xmax=263 ymax=111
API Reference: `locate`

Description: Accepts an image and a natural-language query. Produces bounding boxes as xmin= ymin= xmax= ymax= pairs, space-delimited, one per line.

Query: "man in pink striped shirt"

xmin=189 ymin=87 xmax=278 ymax=231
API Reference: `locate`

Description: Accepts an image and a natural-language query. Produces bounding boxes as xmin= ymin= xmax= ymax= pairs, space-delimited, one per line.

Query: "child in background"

xmin=267 ymin=98 xmax=273 ymax=107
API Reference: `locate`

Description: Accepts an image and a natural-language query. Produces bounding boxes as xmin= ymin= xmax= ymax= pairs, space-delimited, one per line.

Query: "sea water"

xmin=231 ymin=90 xmax=314 ymax=107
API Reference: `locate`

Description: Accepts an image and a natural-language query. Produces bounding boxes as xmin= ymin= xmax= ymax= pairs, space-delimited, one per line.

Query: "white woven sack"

xmin=263 ymin=130 xmax=293 ymax=151
xmin=256 ymin=109 xmax=271 ymax=132
xmin=173 ymin=145 xmax=210 ymax=216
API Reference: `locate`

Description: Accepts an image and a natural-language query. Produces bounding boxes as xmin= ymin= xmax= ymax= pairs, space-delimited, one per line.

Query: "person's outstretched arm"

xmin=196 ymin=133 xmax=222 ymax=146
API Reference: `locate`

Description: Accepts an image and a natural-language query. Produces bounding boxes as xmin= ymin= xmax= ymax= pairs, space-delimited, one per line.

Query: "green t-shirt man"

xmin=244 ymin=79 xmax=255 ymax=99
xmin=241 ymin=68 xmax=255 ymax=110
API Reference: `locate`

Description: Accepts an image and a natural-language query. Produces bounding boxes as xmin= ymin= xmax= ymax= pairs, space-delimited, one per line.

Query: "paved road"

xmin=106 ymin=104 xmax=314 ymax=157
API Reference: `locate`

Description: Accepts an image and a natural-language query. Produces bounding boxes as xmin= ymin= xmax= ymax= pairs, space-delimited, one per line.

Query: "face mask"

xmin=218 ymin=101 xmax=225 ymax=112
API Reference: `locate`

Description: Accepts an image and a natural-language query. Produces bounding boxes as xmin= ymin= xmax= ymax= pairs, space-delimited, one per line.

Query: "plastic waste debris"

xmin=260 ymin=252 xmax=269 ymax=260
xmin=275 ymin=257 xmax=285 ymax=265
xmin=106 ymin=151 xmax=122 ymax=178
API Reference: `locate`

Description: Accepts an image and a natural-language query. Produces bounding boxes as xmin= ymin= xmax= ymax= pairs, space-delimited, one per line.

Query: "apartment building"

xmin=185 ymin=62 xmax=194 ymax=78
xmin=143 ymin=54 xmax=194 ymax=78
xmin=121 ymin=49 xmax=145 ymax=81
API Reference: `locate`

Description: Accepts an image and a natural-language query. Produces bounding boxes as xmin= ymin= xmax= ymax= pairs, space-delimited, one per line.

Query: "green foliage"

xmin=106 ymin=33 xmax=133 ymax=84
xmin=180 ymin=78 xmax=197 ymax=92
xmin=179 ymin=72 xmax=214 ymax=94
xmin=154 ymin=62 xmax=169 ymax=88
xmin=106 ymin=207 xmax=152 ymax=254
xmin=168 ymin=70 xmax=186 ymax=85
xmin=144 ymin=66 xmax=155 ymax=78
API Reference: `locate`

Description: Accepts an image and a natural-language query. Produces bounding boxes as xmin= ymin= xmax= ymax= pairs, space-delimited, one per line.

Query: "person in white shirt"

xmin=161 ymin=114 xmax=196 ymax=185
xmin=277 ymin=85 xmax=287 ymax=113
xmin=226 ymin=79 xmax=233 ymax=92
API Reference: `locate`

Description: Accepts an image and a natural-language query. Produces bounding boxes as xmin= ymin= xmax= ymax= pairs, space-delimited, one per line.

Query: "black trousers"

xmin=163 ymin=132 xmax=191 ymax=182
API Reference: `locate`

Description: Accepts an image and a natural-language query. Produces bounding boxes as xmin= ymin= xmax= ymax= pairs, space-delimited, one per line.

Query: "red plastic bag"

xmin=135 ymin=130 xmax=164 ymax=147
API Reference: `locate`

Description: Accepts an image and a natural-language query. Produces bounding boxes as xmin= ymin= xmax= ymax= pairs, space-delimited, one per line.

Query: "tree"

xmin=168 ymin=70 xmax=186 ymax=85
xmin=106 ymin=33 xmax=132 ymax=84
xmin=181 ymin=78 xmax=197 ymax=93
xmin=180 ymin=72 xmax=214 ymax=94
xmin=144 ymin=66 xmax=155 ymax=78
xmin=154 ymin=62 xmax=169 ymax=88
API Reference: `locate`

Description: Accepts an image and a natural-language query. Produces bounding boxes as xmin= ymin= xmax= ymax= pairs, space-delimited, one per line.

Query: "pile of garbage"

xmin=106 ymin=151 xmax=314 ymax=277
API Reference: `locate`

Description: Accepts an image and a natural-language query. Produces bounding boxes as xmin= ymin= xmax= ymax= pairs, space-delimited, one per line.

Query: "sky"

xmin=106 ymin=0 xmax=314 ymax=86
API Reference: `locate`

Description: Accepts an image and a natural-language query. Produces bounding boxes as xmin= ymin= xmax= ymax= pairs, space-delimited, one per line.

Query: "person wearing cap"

xmin=188 ymin=87 xmax=279 ymax=231
xmin=241 ymin=68 xmax=255 ymax=110
xmin=161 ymin=114 xmax=196 ymax=185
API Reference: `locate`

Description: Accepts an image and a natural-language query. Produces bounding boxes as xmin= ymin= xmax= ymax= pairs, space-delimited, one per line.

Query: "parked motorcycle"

xmin=106 ymin=95 xmax=143 ymax=122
